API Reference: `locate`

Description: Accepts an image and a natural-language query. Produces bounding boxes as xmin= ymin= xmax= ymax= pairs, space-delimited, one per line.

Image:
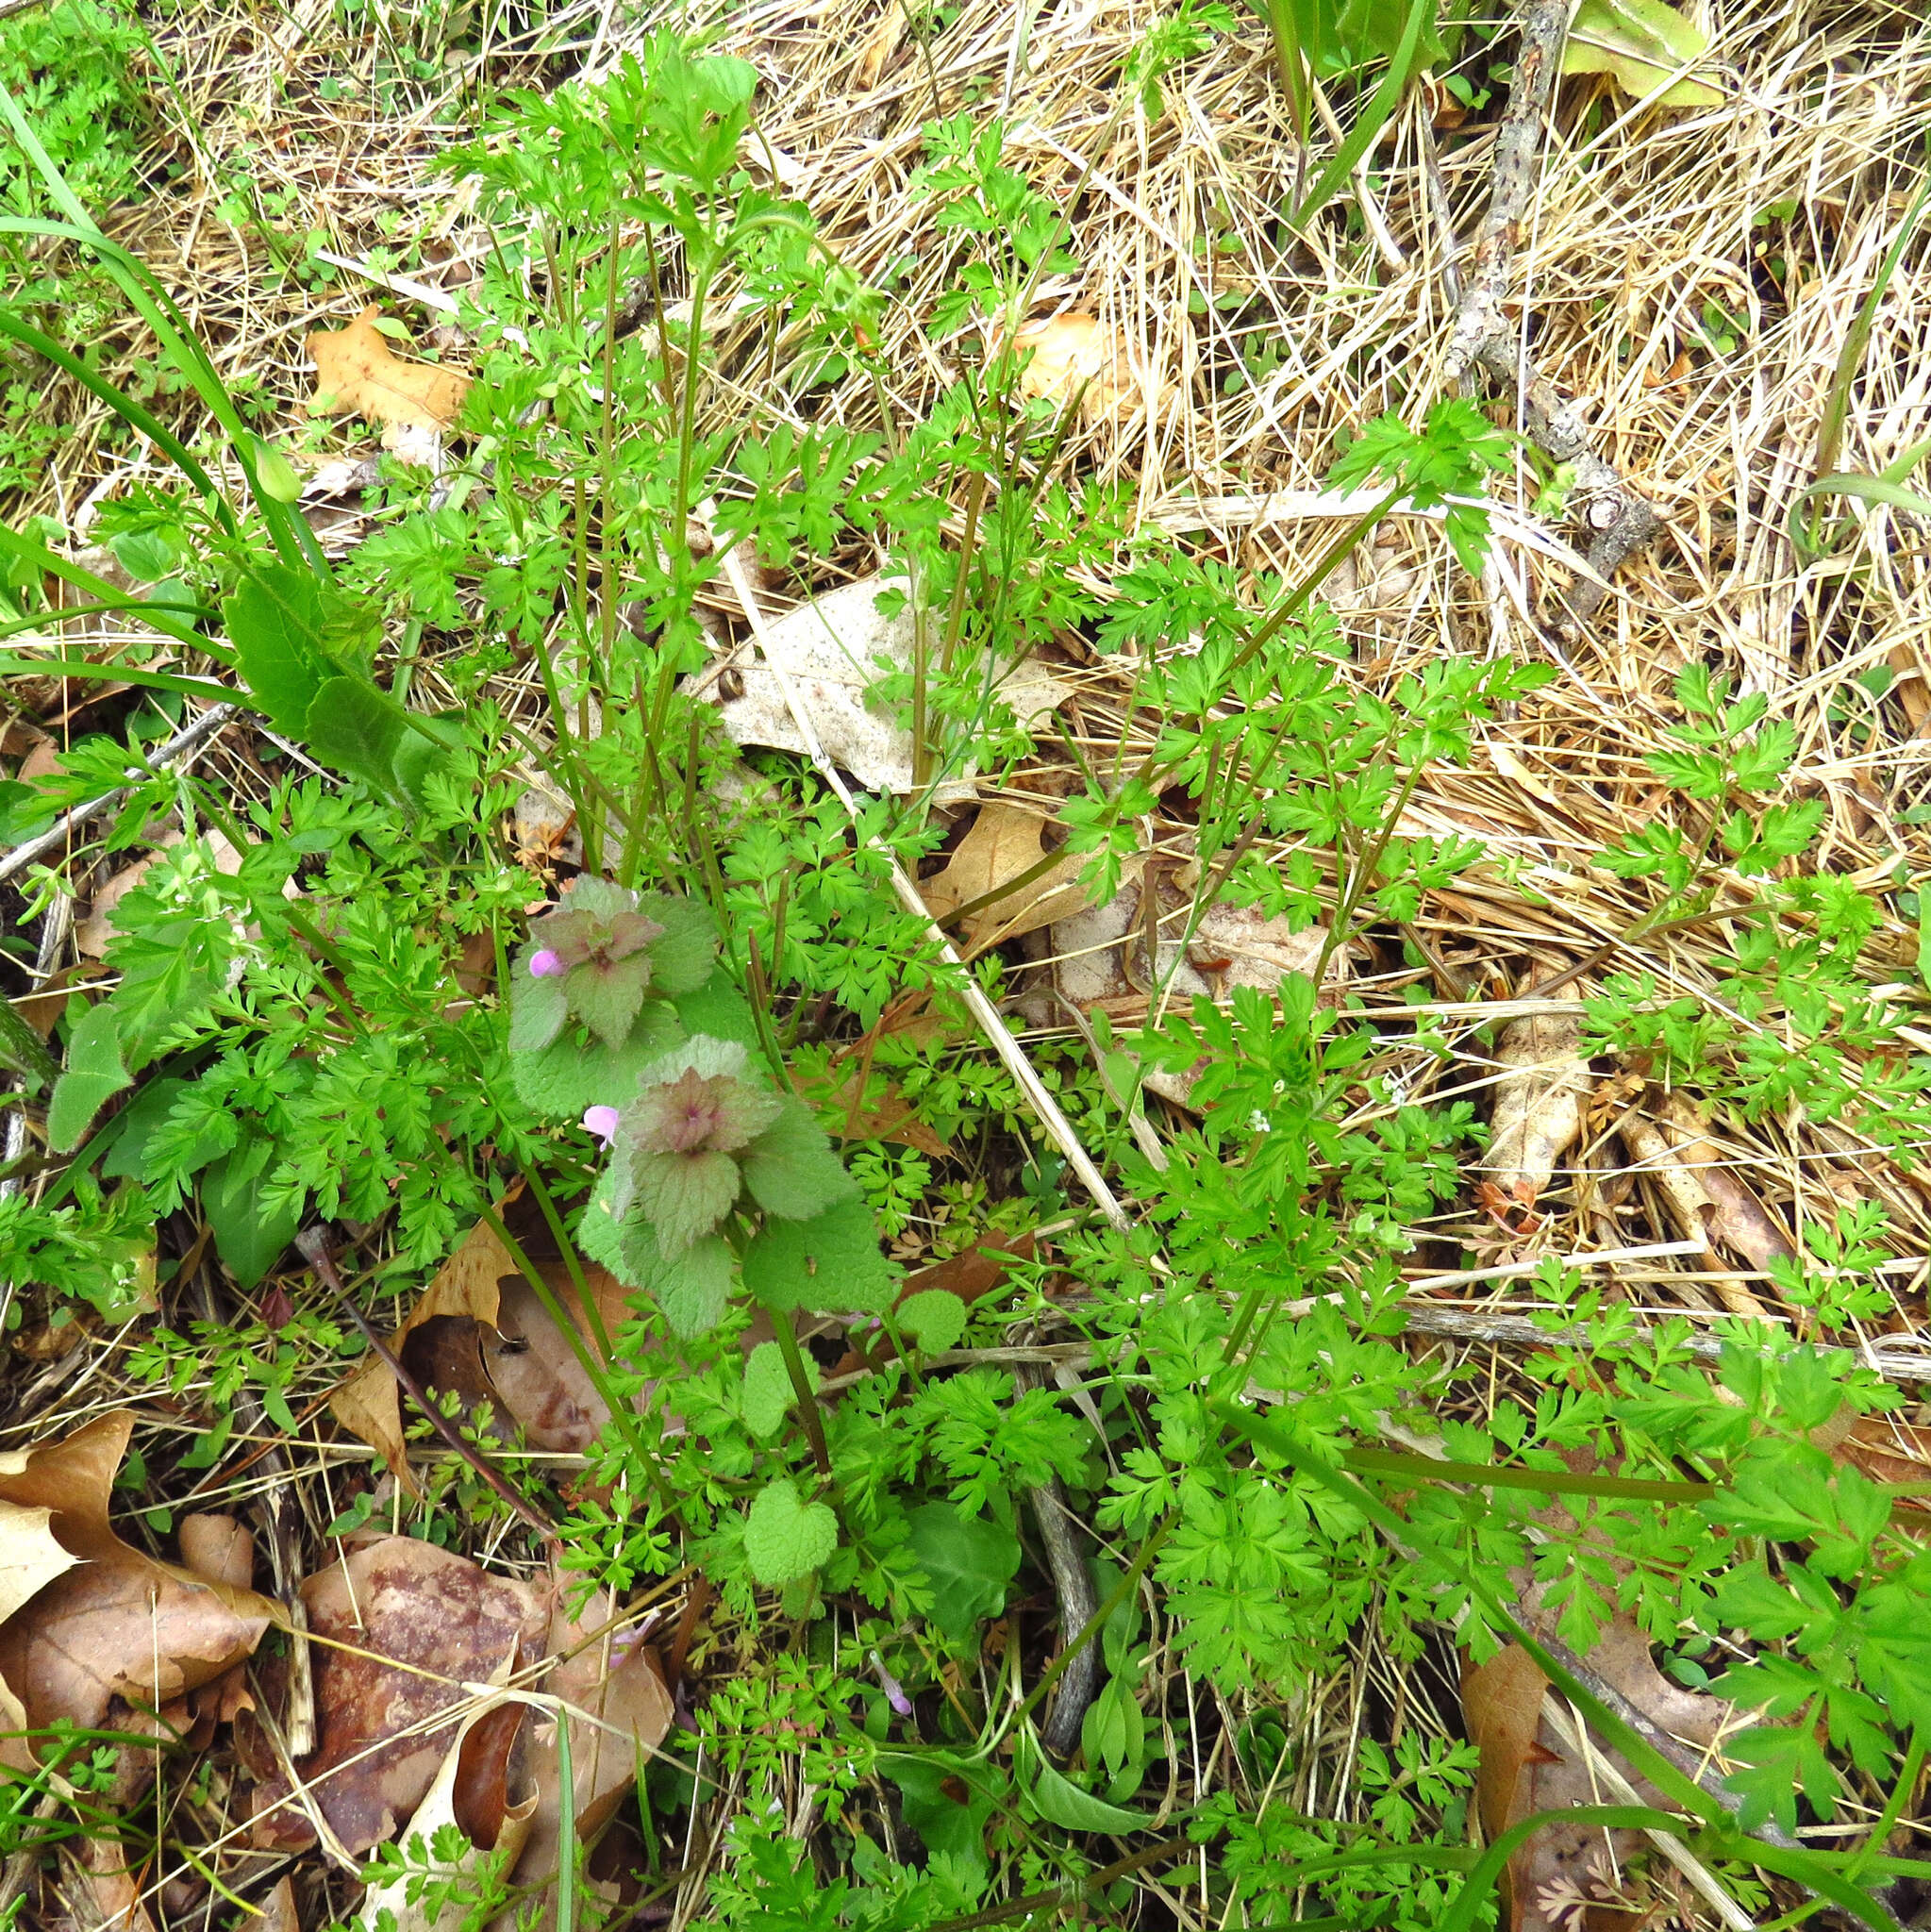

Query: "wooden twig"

xmin=1014 ymin=1362 xmax=1099 ymax=1758
xmin=1430 ymin=0 xmax=1662 ymax=634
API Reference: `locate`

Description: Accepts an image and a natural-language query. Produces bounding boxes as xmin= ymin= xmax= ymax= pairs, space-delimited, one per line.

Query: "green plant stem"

xmin=769 ymin=1306 xmax=831 ymax=1475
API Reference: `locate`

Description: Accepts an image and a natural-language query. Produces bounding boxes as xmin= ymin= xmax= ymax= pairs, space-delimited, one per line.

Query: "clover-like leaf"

xmin=899 ymin=1288 xmax=967 ymax=1354
xmin=741 ymin=1101 xmax=859 ymax=1221
xmin=744 ymin=1478 xmax=838 ymax=1586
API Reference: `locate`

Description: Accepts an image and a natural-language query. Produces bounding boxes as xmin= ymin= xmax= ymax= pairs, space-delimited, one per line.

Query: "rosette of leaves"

xmin=509 ymin=877 xmax=721 ymax=1117
xmin=579 ymin=1036 xmax=894 ymax=1336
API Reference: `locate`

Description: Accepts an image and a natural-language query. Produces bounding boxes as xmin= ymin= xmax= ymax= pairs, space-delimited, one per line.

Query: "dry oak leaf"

xmin=356 ymin=1685 xmax=539 ymax=1932
xmin=920 ymin=804 xmax=1090 ymax=956
xmin=247 ymin=1537 xmax=548 ymax=1856
xmin=0 ymin=1413 xmax=276 ymax=1774
xmin=331 ymin=1217 xmax=517 ymax=1479
xmin=1479 ymin=1014 xmax=1591 ymax=1227
xmin=308 ymin=306 xmax=470 ymax=437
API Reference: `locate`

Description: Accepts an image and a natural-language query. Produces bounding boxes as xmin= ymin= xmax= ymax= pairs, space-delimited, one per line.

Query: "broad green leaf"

xmin=1018 ymin=1731 xmax=1151 ymax=1835
xmin=508 ymin=970 xmax=570 ymax=1056
xmin=641 ymin=895 xmax=720 ymax=996
xmin=1563 ymin=0 xmax=1724 ymax=108
xmin=201 ymin=1133 xmax=303 ymax=1289
xmin=304 ymin=675 xmax=408 ymax=800
xmin=649 ymin=1234 xmax=736 ymax=1335
xmin=672 ymin=970 xmax=760 ymax=1047
xmin=511 ymin=1004 xmax=683 ymax=1121
xmin=47 ymin=1001 xmax=133 ymax=1152
xmin=100 ymin=1076 xmax=225 ymax=1181
xmin=877 ymin=1753 xmax=1005 ymax=1879
xmin=741 ymin=1101 xmax=857 ymax=1220
xmin=391 ymin=711 xmax=463 ymax=804
xmin=742 ymin=1339 xmax=815 ymax=1438
xmin=741 ymin=1197 xmax=896 ymax=1315
xmin=223 ymin=567 xmax=334 ymax=734
xmin=743 ymin=1477 xmax=838 ymax=1585
xmin=907 ymin=1500 xmax=1020 ymax=1643
xmin=630 ymin=1147 xmax=741 ymax=1252
xmin=567 ymin=960 xmax=648 ymax=1050
xmin=898 ymin=1288 xmax=966 ymax=1354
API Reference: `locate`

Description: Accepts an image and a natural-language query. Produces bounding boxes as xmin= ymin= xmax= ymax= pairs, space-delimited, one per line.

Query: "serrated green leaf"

xmin=744 ymin=1477 xmax=838 ymax=1585
xmin=511 ymin=1003 xmax=684 ymax=1122
xmin=741 ymin=1196 xmax=896 ymax=1315
xmin=641 ymin=895 xmax=720 ymax=996
xmin=672 ymin=970 xmax=759 ymax=1047
xmin=47 ymin=1000 xmax=133 ymax=1152
xmin=202 ymin=1133 xmax=303 ymax=1290
xmin=899 ymin=1288 xmax=966 ymax=1354
xmin=650 ymin=1234 xmax=736 ymax=1336
xmin=222 ymin=566 xmax=333 ymax=735
xmin=627 ymin=1147 xmax=741 ymax=1252
xmin=305 ymin=675 xmax=408 ymax=798
xmin=741 ymin=1101 xmax=857 ymax=1220
xmin=907 ymin=1500 xmax=1020 ymax=1643
xmin=568 ymin=959 xmax=648 ymax=1050
xmin=508 ymin=969 xmax=569 ymax=1055
xmin=1564 ymin=0 xmax=1724 ymax=107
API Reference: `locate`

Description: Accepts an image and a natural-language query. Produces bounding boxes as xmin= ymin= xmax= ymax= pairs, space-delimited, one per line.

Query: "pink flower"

xmin=583 ymin=1105 xmax=621 ymax=1148
xmin=529 ymin=948 xmax=566 ymax=978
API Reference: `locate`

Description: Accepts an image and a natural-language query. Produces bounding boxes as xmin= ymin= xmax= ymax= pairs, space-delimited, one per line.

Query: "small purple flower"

xmin=583 ymin=1105 xmax=621 ymax=1149
xmin=529 ymin=948 xmax=566 ymax=978
xmin=870 ymin=1649 xmax=912 ymax=1717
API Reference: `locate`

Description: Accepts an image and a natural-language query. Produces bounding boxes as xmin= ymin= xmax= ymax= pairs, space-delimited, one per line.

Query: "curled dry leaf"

xmin=307 ymin=306 xmax=470 ymax=448
xmin=695 ymin=575 xmax=1073 ymax=798
xmin=0 ymin=1414 xmax=277 ymax=1775
xmin=1621 ymin=1111 xmax=1769 ymax=1316
xmin=247 ymin=1538 xmax=548 ymax=1856
xmin=355 ymin=1688 xmax=539 ymax=1932
xmin=1654 ymin=1090 xmax=1797 ymax=1276
xmin=1478 ymin=1014 xmax=1591 ymax=1231
xmin=920 ymin=804 xmax=1090 ymax=956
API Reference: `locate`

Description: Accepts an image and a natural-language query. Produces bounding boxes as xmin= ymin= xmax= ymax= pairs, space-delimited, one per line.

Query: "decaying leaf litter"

xmin=6 ymin=0 xmax=1931 ymax=1924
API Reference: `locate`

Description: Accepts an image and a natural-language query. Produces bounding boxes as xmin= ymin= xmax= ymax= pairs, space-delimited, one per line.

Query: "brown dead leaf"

xmin=482 ymin=1272 xmax=612 ymax=1454
xmin=1480 ymin=1015 xmax=1591 ymax=1231
xmin=308 ymin=306 xmax=470 ymax=439
xmin=75 ymin=832 xmax=245 ymax=958
xmin=1839 ymin=1414 xmax=1931 ymax=1507
xmin=510 ymin=1591 xmax=672 ymax=1896
xmin=818 ymin=1065 xmax=951 ymax=1158
xmin=921 ymin=805 xmax=1090 ymax=956
xmin=0 ymin=1415 xmax=277 ymax=1774
xmin=851 ymin=3 xmax=905 ymax=88
xmin=828 ymin=1236 xmax=1037 ymax=1379
xmin=247 ymin=1538 xmax=547 ymax=1856
xmin=331 ymin=1218 xmax=517 ymax=1478
xmin=356 ymin=1689 xmax=538 ymax=1932
xmin=1654 ymin=1091 xmax=1796 ymax=1276
xmin=1621 ymin=1112 xmax=1768 ymax=1316
xmin=1008 ymin=312 xmax=1157 ymax=429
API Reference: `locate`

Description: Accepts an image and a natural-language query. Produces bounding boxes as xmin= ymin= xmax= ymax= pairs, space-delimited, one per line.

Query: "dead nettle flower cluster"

xmin=508 ymin=876 xmax=887 ymax=1336
xmin=511 ymin=874 xmax=718 ymax=1052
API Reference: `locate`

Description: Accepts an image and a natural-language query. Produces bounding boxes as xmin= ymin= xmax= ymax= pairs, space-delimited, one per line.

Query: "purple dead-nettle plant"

xmin=509 ymin=875 xmax=718 ymax=1053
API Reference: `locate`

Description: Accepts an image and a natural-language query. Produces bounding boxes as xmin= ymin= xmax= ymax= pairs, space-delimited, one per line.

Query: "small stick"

xmin=1015 ymin=1362 xmax=1099 ymax=1758
xmin=0 ymin=702 xmax=239 ymax=886
xmin=295 ymin=1229 xmax=558 ymax=1539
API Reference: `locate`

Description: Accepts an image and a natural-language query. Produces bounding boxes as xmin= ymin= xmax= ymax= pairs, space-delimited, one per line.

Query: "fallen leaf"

xmin=307 ymin=306 xmax=470 ymax=440
xmin=921 ymin=804 xmax=1090 ymax=956
xmin=1654 ymin=1091 xmax=1796 ymax=1276
xmin=356 ymin=1688 xmax=537 ymax=1932
xmin=0 ymin=1502 xmax=80 ymax=1624
xmin=482 ymin=1272 xmax=613 ymax=1454
xmin=1564 ymin=0 xmax=1725 ymax=108
xmin=510 ymin=1591 xmax=673 ymax=1897
xmin=1007 ymin=312 xmax=1158 ymax=430
xmin=0 ymin=1414 xmax=277 ymax=1775
xmin=1839 ymin=1415 xmax=1931 ymax=1508
xmin=75 ymin=831 xmax=245 ymax=958
xmin=331 ymin=1218 xmax=518 ymax=1479
xmin=697 ymin=575 xmax=1074 ymax=798
xmin=851 ymin=3 xmax=905 ymax=88
xmin=816 ymin=1065 xmax=951 ymax=1158
xmin=1621 ymin=1112 xmax=1768 ymax=1316
xmin=1479 ymin=1015 xmax=1590 ymax=1232
xmin=246 ymin=1538 xmax=547 ymax=1856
